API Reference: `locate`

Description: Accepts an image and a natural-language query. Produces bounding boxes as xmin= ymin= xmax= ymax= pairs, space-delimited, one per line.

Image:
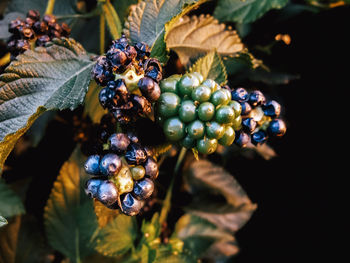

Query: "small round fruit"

xmin=157 ymin=92 xmax=181 ymax=118
xmin=191 ymin=85 xmax=211 ymax=103
xmin=131 ymin=166 xmax=146 ymax=180
xmin=160 ymin=75 xmax=180 ymax=93
xmin=85 ymin=178 xmax=104 ymax=198
xmin=249 ymin=90 xmax=266 ymax=107
xmin=240 ymin=101 xmax=252 ymax=116
xmin=121 ymin=193 xmax=144 ymax=216
xmin=191 ymin=72 xmax=204 ymax=83
xmin=231 ymin=87 xmax=249 ymax=102
xmin=163 ymin=117 xmax=185 ymax=141
xmin=108 ymin=133 xmax=130 ymax=154
xmin=197 ymin=138 xmax=218 ymax=155
xmin=231 ymin=115 xmax=242 ymax=131
xmin=177 ymin=73 xmax=200 ymax=97
xmin=206 ymin=122 xmax=225 ymax=139
xmin=242 ymin=118 xmax=257 ymax=133
xmin=228 ymin=100 xmax=242 ymax=116
xmin=202 ymin=79 xmax=217 ymax=92
xmin=235 ymin=132 xmax=250 ymax=147
xmin=262 ymin=100 xmax=281 ymax=117
xmin=138 ymin=77 xmax=161 ymax=102
xmin=114 ymin=166 xmax=134 ymax=194
xmin=215 ymin=106 xmax=235 ymax=124
xmin=211 ymin=89 xmax=230 ymax=106
xmin=187 ymin=120 xmax=205 ymax=139
xmin=144 ymin=157 xmax=159 ymax=179
xmin=218 ymin=126 xmax=235 ymax=146
xmin=198 ymin=102 xmax=215 ymax=121
xmin=84 ymin=155 xmax=101 ymax=175
xmin=178 ymin=100 xmax=197 ymax=123
xmin=181 ymin=135 xmax=196 ymax=149
xmin=267 ymin=119 xmax=286 ymax=137
xmin=100 ymin=153 xmax=122 ymax=176
xmin=124 ymin=143 xmax=147 ymax=165
xmin=133 ymin=178 xmax=155 ymax=200
xmin=97 ymin=180 xmax=119 ymax=206
xmin=251 ymin=130 xmax=268 ymax=145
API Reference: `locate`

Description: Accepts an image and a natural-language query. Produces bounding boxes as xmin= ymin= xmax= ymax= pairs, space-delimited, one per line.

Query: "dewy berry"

xmin=91 ymin=35 xmax=163 ymax=125
xmin=7 ymin=10 xmax=71 ymax=58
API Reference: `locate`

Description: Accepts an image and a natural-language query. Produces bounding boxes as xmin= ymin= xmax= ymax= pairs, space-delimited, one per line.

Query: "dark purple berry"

xmin=108 ymin=133 xmax=130 ymax=154
xmin=85 ymin=178 xmax=104 ymax=198
xmin=130 ymin=94 xmax=152 ymax=116
xmin=99 ymin=153 xmax=122 ymax=176
xmin=97 ymin=181 xmax=119 ymax=206
xmin=267 ymin=119 xmax=286 ymax=137
xmin=111 ymin=35 xmax=129 ymax=51
xmin=249 ymin=90 xmax=266 ymax=107
xmin=92 ymin=56 xmax=114 ymax=86
xmin=99 ymin=87 xmax=115 ymax=108
xmin=43 ymin=14 xmax=56 ymax=25
xmin=262 ymin=100 xmax=281 ymax=117
xmin=121 ymin=193 xmax=144 ymax=216
xmin=144 ymin=58 xmax=162 ymax=82
xmin=134 ymin=42 xmax=150 ymax=59
xmin=232 ymin=87 xmax=249 ymax=102
xmin=27 ymin=10 xmax=40 ymax=21
xmin=125 ymin=45 xmax=137 ymax=61
xmin=22 ymin=25 xmax=35 ymax=39
xmin=242 ymin=118 xmax=257 ymax=133
xmin=16 ymin=39 xmax=30 ymax=52
xmin=138 ymin=77 xmax=161 ymax=102
xmin=108 ymin=79 xmax=129 ymax=104
xmin=251 ymin=130 xmax=268 ymax=145
xmin=235 ymin=132 xmax=250 ymax=147
xmin=107 ymin=48 xmax=127 ymax=70
xmin=144 ymin=157 xmax=159 ymax=179
xmin=133 ymin=178 xmax=154 ymax=200
xmin=61 ymin=22 xmax=71 ymax=37
xmin=8 ymin=19 xmax=25 ymax=34
xmin=33 ymin=21 xmax=48 ymax=34
xmin=84 ymin=155 xmax=101 ymax=175
xmin=240 ymin=101 xmax=252 ymax=116
xmin=124 ymin=143 xmax=147 ymax=165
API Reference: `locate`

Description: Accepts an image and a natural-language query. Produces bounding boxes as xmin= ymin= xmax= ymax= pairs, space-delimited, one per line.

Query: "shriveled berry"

xmin=121 ymin=193 xmax=144 ymax=216
xmin=197 ymin=138 xmax=218 ymax=155
xmin=85 ymin=178 xmax=104 ymax=198
xmin=84 ymin=155 xmax=101 ymax=175
xmin=267 ymin=119 xmax=286 ymax=137
xmin=107 ymin=48 xmax=127 ymax=70
xmin=100 ymin=153 xmax=122 ymax=176
xmin=130 ymin=94 xmax=152 ymax=115
xmin=231 ymin=87 xmax=248 ymax=102
xmin=124 ymin=143 xmax=147 ymax=165
xmin=235 ymin=132 xmax=250 ymax=147
xmin=251 ymin=130 xmax=268 ymax=145
xmin=27 ymin=10 xmax=40 ymax=21
xmin=36 ymin=35 xmax=50 ymax=46
xmin=218 ymin=126 xmax=235 ymax=146
xmin=108 ymin=133 xmax=130 ymax=154
xmin=262 ymin=100 xmax=281 ymax=117
xmin=163 ymin=117 xmax=185 ymax=141
xmin=97 ymin=181 xmax=119 ymax=206
xmin=178 ymin=100 xmax=196 ymax=123
xmin=131 ymin=166 xmax=146 ymax=180
xmin=144 ymin=58 xmax=162 ymax=82
xmin=240 ymin=101 xmax=252 ymax=116
xmin=242 ymin=118 xmax=257 ymax=133
xmin=144 ymin=157 xmax=159 ymax=179
xmin=92 ymin=56 xmax=114 ymax=86
xmin=133 ymin=178 xmax=154 ymax=200
xmin=134 ymin=42 xmax=150 ymax=59
xmin=114 ymin=166 xmax=134 ymax=194
xmin=249 ymin=90 xmax=266 ymax=107
xmin=187 ymin=120 xmax=205 ymax=139
xmin=138 ymin=77 xmax=161 ymax=102
xmin=43 ymin=14 xmax=56 ymax=25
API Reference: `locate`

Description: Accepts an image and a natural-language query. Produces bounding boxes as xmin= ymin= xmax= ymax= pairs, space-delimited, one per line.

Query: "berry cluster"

xmin=84 ymin=132 xmax=159 ymax=216
xmin=91 ymin=36 xmax=163 ymax=124
xmin=157 ymin=73 xmax=241 ymax=155
xmin=231 ymin=88 xmax=287 ymax=147
xmin=7 ymin=10 xmax=71 ymax=58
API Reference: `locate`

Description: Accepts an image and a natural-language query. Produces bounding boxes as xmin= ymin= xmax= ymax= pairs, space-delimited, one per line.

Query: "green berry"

xmin=187 ymin=120 xmax=205 ymax=139
xmin=211 ymin=89 xmax=230 ymax=106
xmin=191 ymin=85 xmax=212 ymax=103
xmin=158 ymin=92 xmax=181 ymax=118
xmin=163 ymin=117 xmax=185 ymax=141
xmin=114 ymin=166 xmax=134 ymax=194
xmin=130 ymin=166 xmax=146 ymax=180
xmin=177 ymin=73 xmax=200 ymax=97
xmin=228 ymin=100 xmax=242 ymax=116
xmin=231 ymin=115 xmax=242 ymax=131
xmin=191 ymin=72 xmax=204 ymax=83
xmin=160 ymin=76 xmax=180 ymax=93
xmin=181 ymin=135 xmax=196 ymax=149
xmin=178 ymin=100 xmax=197 ymax=123
xmin=218 ymin=126 xmax=235 ymax=146
xmin=206 ymin=121 xmax=225 ymax=139
xmin=197 ymin=138 xmax=218 ymax=155
xmin=223 ymin=88 xmax=232 ymax=101
xmin=202 ymin=79 xmax=217 ymax=92
xmin=198 ymin=102 xmax=215 ymax=121
xmin=215 ymin=106 xmax=235 ymax=124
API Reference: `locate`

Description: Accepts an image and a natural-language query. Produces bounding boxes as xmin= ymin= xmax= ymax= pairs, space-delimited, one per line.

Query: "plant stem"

xmin=159 ymin=147 xmax=187 ymax=225
xmin=0 ymin=53 xmax=10 ymax=67
xmin=45 ymin=0 xmax=56 ymax=15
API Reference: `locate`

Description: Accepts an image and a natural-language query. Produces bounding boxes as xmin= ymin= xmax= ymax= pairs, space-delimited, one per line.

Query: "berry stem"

xmin=159 ymin=147 xmax=187 ymax=226
xmin=45 ymin=0 xmax=56 ymax=15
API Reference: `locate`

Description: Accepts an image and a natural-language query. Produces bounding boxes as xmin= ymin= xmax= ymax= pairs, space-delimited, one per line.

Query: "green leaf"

xmin=0 ymin=216 xmax=7 ymax=227
xmin=44 ymin=148 xmax=98 ymax=263
xmin=0 ymin=216 xmax=20 ymax=263
xmin=102 ymin=0 xmax=122 ymax=39
xmin=0 ymin=180 xmax=25 ymax=218
xmin=0 ymin=38 xmax=95 ymax=172
xmin=95 ymin=214 xmax=138 ymax=257
xmin=214 ymin=0 xmax=289 ymax=24
xmin=124 ymin=0 xmax=203 ymax=62
xmin=189 ymin=51 xmax=227 ymax=86
xmin=84 ymin=81 xmax=107 ymax=123
xmin=165 ymin=15 xmax=244 ymax=66
xmin=112 ymin=0 xmax=138 ymax=25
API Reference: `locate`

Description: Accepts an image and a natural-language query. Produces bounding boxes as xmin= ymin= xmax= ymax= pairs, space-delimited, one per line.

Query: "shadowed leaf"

xmin=0 ymin=180 xmax=25 ymax=218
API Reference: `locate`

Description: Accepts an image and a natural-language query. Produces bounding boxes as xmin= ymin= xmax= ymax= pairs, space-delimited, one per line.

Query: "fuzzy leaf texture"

xmin=44 ymin=149 xmax=98 ymax=263
xmin=165 ymin=15 xmax=244 ymax=66
xmin=0 ymin=38 xmax=95 ymax=173
xmin=124 ymin=0 xmax=203 ymax=63
xmin=0 ymin=180 xmax=25 ymax=218
xmin=214 ymin=0 xmax=289 ymax=24
xmin=190 ymin=51 xmax=227 ymax=85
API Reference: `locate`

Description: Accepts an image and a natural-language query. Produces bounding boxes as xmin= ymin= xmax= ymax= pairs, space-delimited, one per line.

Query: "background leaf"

xmin=165 ymin=14 xmax=244 ymax=66
xmin=44 ymin=148 xmax=98 ymax=263
xmin=0 ymin=215 xmax=7 ymax=227
xmin=83 ymin=81 xmax=107 ymax=124
xmin=0 ymin=216 xmax=20 ymax=263
xmin=214 ymin=0 xmax=289 ymax=24
xmin=0 ymin=180 xmax=25 ymax=218
xmin=94 ymin=214 xmax=138 ymax=257
xmin=0 ymin=38 xmax=95 ymax=172
xmin=189 ymin=51 xmax=227 ymax=85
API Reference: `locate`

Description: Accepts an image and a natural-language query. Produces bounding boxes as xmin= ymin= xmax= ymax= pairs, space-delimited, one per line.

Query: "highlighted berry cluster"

xmin=84 ymin=132 xmax=158 ymax=216
xmin=232 ymin=88 xmax=287 ymax=147
xmin=91 ymin=36 xmax=162 ymax=124
xmin=7 ymin=10 xmax=71 ymax=58
xmin=157 ymin=73 xmax=241 ymax=155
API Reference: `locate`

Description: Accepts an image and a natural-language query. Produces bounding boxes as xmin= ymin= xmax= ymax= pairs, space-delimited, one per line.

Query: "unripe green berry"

xmin=198 ymin=102 xmax=215 ymax=121
xmin=187 ymin=120 xmax=205 ymax=139
xmin=130 ymin=165 xmax=146 ymax=180
xmin=191 ymin=72 xmax=204 ymax=83
xmin=202 ymin=79 xmax=219 ymax=92
xmin=181 ymin=135 xmax=196 ymax=149
xmin=177 ymin=73 xmax=200 ymax=97
xmin=179 ymin=100 xmax=197 ymax=123
xmin=215 ymin=106 xmax=235 ymax=124
xmin=160 ymin=76 xmax=180 ymax=93
xmin=197 ymin=138 xmax=218 ymax=155
xmin=114 ymin=166 xmax=134 ymax=194
xmin=158 ymin=92 xmax=181 ymax=118
xmin=218 ymin=126 xmax=235 ymax=146
xmin=163 ymin=117 xmax=185 ymax=141
xmin=228 ymin=100 xmax=242 ymax=116
xmin=211 ymin=89 xmax=230 ymax=106
xmin=206 ymin=121 xmax=225 ymax=139
xmin=191 ymin=85 xmax=212 ymax=103
xmin=231 ymin=115 xmax=242 ymax=131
